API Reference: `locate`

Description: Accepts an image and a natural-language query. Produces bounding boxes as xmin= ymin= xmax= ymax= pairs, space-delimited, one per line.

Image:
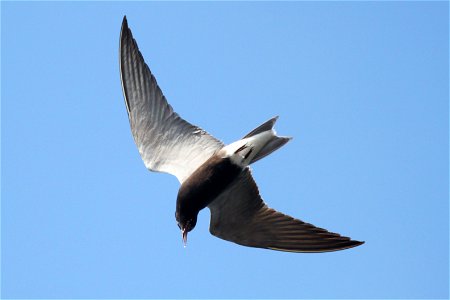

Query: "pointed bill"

xmin=181 ymin=229 xmax=188 ymax=247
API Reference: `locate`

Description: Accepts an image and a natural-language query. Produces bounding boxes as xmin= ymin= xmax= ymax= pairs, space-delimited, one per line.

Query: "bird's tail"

xmin=242 ymin=116 xmax=292 ymax=165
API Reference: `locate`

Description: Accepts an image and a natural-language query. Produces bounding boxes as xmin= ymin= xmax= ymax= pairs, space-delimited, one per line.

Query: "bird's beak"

xmin=181 ymin=228 xmax=188 ymax=247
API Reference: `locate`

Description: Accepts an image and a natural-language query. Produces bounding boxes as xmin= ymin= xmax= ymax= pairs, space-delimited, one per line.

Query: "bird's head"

xmin=175 ymin=212 xmax=197 ymax=247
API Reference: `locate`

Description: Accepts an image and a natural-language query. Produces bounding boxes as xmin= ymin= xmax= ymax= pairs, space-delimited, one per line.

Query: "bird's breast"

xmin=177 ymin=154 xmax=243 ymax=213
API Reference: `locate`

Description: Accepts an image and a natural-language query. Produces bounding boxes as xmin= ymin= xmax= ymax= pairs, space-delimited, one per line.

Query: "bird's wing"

xmin=120 ymin=17 xmax=223 ymax=183
xmin=208 ymin=169 xmax=364 ymax=252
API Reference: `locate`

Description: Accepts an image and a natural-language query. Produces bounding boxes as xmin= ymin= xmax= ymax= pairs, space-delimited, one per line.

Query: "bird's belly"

xmin=178 ymin=155 xmax=243 ymax=212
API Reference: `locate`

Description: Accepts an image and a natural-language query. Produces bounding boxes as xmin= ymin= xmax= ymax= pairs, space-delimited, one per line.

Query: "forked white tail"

xmin=219 ymin=117 xmax=292 ymax=167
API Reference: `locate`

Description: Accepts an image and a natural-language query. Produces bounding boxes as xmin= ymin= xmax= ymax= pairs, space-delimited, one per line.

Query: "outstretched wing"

xmin=120 ymin=17 xmax=223 ymax=183
xmin=208 ymin=169 xmax=364 ymax=252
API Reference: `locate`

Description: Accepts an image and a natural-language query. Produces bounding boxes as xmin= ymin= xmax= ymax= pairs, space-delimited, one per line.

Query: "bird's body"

xmin=120 ymin=16 xmax=364 ymax=252
xmin=176 ymin=155 xmax=242 ymax=223
xmin=176 ymin=122 xmax=290 ymax=239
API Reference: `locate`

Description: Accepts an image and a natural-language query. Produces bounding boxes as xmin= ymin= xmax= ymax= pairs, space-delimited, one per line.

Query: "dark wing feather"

xmin=208 ymin=169 xmax=364 ymax=252
xmin=120 ymin=16 xmax=223 ymax=183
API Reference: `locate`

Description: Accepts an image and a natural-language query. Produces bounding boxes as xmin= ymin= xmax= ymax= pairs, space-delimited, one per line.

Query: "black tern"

xmin=120 ymin=16 xmax=364 ymax=252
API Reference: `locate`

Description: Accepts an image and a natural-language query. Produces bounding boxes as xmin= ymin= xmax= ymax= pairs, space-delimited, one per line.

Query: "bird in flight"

xmin=119 ymin=16 xmax=364 ymax=253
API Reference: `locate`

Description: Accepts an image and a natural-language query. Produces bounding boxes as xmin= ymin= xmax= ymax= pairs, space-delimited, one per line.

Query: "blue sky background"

xmin=2 ymin=2 xmax=448 ymax=299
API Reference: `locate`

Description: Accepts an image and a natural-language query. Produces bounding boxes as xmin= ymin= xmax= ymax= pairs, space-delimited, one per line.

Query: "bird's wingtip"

xmin=122 ymin=15 xmax=128 ymax=30
xmin=351 ymin=240 xmax=365 ymax=248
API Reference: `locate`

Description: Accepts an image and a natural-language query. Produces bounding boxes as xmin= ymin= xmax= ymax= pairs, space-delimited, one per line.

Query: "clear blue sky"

xmin=2 ymin=2 xmax=448 ymax=299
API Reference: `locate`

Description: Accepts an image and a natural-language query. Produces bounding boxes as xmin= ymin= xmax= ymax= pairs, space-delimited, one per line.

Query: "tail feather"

xmin=242 ymin=116 xmax=279 ymax=139
xmin=240 ymin=116 xmax=292 ymax=165
xmin=249 ymin=136 xmax=291 ymax=164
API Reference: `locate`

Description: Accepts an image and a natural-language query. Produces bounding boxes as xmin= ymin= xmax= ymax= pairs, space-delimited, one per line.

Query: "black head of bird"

xmin=175 ymin=211 xmax=196 ymax=247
